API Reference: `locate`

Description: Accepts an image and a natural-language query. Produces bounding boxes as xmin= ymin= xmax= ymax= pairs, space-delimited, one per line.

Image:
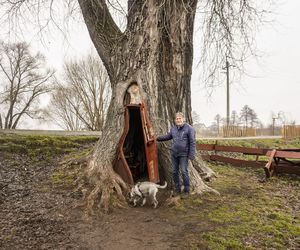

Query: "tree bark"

xmin=77 ymin=0 xmax=216 ymax=213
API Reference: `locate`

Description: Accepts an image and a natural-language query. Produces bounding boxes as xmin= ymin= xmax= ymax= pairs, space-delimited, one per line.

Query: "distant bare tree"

xmin=48 ymin=85 xmax=82 ymax=131
xmin=192 ymin=111 xmax=200 ymax=124
xmin=249 ymin=110 xmax=259 ymax=128
xmin=230 ymin=110 xmax=238 ymax=126
xmin=239 ymin=105 xmax=259 ymax=128
xmin=240 ymin=105 xmax=251 ymax=127
xmin=277 ymin=111 xmax=286 ymax=126
xmin=48 ymin=54 xmax=111 ymax=131
xmin=214 ymin=114 xmax=222 ymax=135
xmin=0 ymin=41 xmax=54 ymax=129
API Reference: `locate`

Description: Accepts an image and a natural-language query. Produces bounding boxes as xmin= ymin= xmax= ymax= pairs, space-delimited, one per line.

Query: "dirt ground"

xmin=1 ymin=146 xmax=299 ymax=250
xmin=0 ymin=151 xmax=207 ymax=250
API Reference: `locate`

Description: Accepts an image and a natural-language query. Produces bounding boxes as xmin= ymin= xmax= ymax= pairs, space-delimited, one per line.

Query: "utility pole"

xmin=222 ymin=55 xmax=234 ymax=126
xmin=222 ymin=56 xmax=230 ymax=126
xmin=272 ymin=112 xmax=281 ymax=136
xmin=272 ymin=117 xmax=276 ymax=136
xmin=225 ymin=58 xmax=230 ymax=126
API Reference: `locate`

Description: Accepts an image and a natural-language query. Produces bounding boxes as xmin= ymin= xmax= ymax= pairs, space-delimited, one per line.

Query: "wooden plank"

xmin=264 ymin=149 xmax=276 ymax=178
xmin=277 ymin=148 xmax=300 ymax=152
xmin=214 ymin=145 xmax=267 ymax=155
xmin=197 ymin=144 xmax=215 ymax=151
xmin=199 ymin=144 xmax=300 ymax=177
xmin=275 ymin=165 xmax=300 ymax=175
xmin=266 ymin=149 xmax=300 ymax=159
xmin=283 ymin=125 xmax=300 ymax=139
xmin=208 ymin=155 xmax=264 ymax=168
xmin=274 ymin=151 xmax=300 ymax=159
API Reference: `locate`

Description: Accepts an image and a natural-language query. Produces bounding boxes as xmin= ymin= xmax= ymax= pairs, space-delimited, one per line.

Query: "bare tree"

xmin=249 ymin=110 xmax=259 ymax=128
xmin=48 ymin=85 xmax=82 ymax=131
xmin=192 ymin=110 xmax=200 ymax=124
xmin=199 ymin=1 xmax=274 ymax=93
xmin=277 ymin=111 xmax=286 ymax=126
xmin=239 ymin=105 xmax=251 ymax=127
xmin=230 ymin=110 xmax=238 ymax=126
xmin=49 ymin=54 xmax=111 ymax=131
xmin=1 ymin=0 xmax=274 ymax=212
xmin=239 ymin=105 xmax=259 ymax=128
xmin=214 ymin=114 xmax=222 ymax=135
xmin=0 ymin=41 xmax=54 ymax=129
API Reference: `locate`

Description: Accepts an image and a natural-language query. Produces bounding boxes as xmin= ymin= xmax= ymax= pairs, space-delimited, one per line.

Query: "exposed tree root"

xmin=192 ymin=155 xmax=217 ymax=181
xmin=189 ymin=161 xmax=220 ymax=195
xmin=60 ymin=153 xmax=129 ymax=215
xmin=165 ymin=196 xmax=181 ymax=207
xmin=80 ymin=169 xmax=129 ymax=215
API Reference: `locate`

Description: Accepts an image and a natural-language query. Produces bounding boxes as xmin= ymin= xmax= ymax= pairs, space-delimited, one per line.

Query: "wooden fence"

xmin=198 ymin=143 xmax=300 ymax=178
xmin=283 ymin=125 xmax=300 ymax=138
xmin=222 ymin=126 xmax=256 ymax=137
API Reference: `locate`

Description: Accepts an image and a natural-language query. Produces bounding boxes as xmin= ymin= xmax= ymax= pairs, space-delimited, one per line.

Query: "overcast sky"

xmin=192 ymin=0 xmax=300 ymax=126
xmin=1 ymin=0 xmax=300 ymax=129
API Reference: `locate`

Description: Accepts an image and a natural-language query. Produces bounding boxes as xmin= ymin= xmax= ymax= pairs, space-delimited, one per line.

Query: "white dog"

xmin=129 ymin=181 xmax=167 ymax=208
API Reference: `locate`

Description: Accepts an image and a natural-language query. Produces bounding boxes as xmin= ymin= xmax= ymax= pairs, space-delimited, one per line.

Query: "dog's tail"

xmin=156 ymin=181 xmax=167 ymax=189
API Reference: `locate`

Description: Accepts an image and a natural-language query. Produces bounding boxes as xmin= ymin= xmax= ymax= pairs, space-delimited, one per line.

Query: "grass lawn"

xmin=171 ymin=137 xmax=300 ymax=249
xmin=1 ymin=133 xmax=299 ymax=249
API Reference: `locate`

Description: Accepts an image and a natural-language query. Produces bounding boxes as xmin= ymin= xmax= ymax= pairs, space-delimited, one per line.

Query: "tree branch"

xmin=78 ymin=0 xmax=123 ymax=78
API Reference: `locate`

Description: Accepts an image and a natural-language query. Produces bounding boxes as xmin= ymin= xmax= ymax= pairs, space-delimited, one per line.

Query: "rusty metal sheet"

xmin=113 ymin=103 xmax=160 ymax=184
xmin=140 ymin=102 xmax=160 ymax=183
xmin=114 ymin=156 xmax=134 ymax=184
xmin=113 ymin=108 xmax=134 ymax=185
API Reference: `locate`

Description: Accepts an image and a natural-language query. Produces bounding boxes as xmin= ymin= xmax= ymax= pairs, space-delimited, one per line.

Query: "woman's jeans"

xmin=171 ymin=154 xmax=190 ymax=193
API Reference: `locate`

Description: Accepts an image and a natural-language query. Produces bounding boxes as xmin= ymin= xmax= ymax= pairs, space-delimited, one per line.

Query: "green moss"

xmin=0 ymin=142 xmax=27 ymax=154
xmin=52 ymin=170 xmax=75 ymax=187
xmin=200 ymin=188 xmax=299 ymax=248
xmin=173 ymin=204 xmax=188 ymax=213
xmin=202 ymin=233 xmax=248 ymax=250
xmin=0 ymin=134 xmax=98 ymax=158
xmin=0 ymin=133 xmax=96 ymax=187
xmin=109 ymin=193 xmax=121 ymax=208
xmin=61 ymin=147 xmax=93 ymax=165
xmin=191 ymin=198 xmax=203 ymax=206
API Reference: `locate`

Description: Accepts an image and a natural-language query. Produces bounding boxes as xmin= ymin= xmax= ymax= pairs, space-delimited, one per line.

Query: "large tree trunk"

xmin=78 ymin=0 xmax=216 ymax=213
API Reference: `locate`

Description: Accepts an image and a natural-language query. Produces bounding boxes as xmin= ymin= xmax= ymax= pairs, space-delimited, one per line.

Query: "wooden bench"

xmin=264 ymin=149 xmax=300 ymax=178
xmin=198 ymin=144 xmax=300 ymax=178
